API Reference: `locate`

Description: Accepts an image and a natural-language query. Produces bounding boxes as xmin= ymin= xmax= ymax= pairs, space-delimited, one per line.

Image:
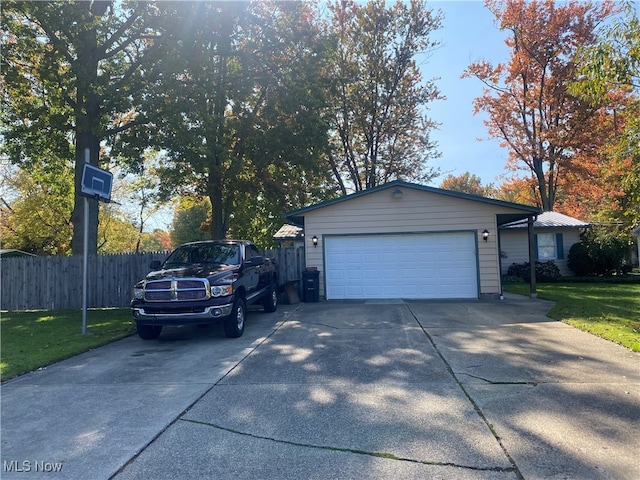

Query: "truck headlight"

xmin=211 ymin=285 xmax=233 ymax=297
xmin=133 ymin=286 xmax=144 ymax=300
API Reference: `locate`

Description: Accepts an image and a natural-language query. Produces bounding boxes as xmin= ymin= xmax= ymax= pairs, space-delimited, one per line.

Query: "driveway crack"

xmin=458 ymin=373 xmax=538 ymax=385
xmin=179 ymin=418 xmax=517 ymax=474
xmin=404 ymin=303 xmax=525 ymax=480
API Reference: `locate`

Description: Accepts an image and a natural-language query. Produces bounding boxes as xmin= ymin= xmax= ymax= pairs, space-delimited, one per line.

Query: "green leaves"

xmin=325 ymin=0 xmax=443 ymax=192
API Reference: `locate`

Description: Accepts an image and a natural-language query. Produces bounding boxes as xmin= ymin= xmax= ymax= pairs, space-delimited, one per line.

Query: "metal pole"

xmin=528 ymin=216 xmax=537 ymax=298
xmin=82 ymin=148 xmax=89 ymax=334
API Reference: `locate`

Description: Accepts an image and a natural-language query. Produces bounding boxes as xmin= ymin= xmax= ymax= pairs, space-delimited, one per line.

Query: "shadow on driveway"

xmin=2 ymin=297 xmax=638 ymax=480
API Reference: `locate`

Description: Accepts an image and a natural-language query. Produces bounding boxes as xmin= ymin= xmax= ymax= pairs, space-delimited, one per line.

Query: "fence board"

xmin=1 ymin=247 xmax=304 ymax=311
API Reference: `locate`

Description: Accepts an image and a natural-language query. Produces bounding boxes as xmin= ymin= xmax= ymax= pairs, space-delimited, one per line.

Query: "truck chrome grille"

xmin=144 ymin=278 xmax=210 ymax=302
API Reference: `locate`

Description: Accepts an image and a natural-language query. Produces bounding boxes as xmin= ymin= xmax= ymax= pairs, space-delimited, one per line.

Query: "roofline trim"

xmin=285 ymin=180 xmax=541 ymax=219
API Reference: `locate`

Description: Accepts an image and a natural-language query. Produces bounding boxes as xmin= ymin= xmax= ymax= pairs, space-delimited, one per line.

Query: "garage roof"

xmin=286 ymin=180 xmax=540 ymax=225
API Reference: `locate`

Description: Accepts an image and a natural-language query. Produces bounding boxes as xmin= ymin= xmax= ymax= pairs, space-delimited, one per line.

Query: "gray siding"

xmin=500 ymin=228 xmax=582 ymax=276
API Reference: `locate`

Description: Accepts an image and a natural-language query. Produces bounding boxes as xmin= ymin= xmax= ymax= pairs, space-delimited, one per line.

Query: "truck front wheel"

xmin=137 ymin=324 xmax=162 ymax=340
xmin=224 ymin=297 xmax=246 ymax=338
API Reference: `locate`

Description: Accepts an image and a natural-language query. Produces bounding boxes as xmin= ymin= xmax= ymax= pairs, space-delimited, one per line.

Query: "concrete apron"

xmin=2 ymin=297 xmax=639 ymax=479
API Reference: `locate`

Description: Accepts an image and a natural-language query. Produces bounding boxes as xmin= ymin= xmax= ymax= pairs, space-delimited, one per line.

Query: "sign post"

xmin=79 ymin=150 xmax=113 ymax=334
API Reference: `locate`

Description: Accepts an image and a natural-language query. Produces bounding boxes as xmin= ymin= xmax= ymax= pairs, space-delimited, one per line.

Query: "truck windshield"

xmin=164 ymin=244 xmax=240 ymax=267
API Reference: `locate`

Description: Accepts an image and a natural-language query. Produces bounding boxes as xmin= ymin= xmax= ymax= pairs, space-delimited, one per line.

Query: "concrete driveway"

xmin=1 ymin=295 xmax=639 ymax=479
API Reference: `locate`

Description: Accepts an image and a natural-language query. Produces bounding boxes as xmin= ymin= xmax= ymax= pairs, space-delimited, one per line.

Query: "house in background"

xmin=499 ymin=211 xmax=590 ymax=276
xmin=0 ymin=249 xmax=36 ymax=258
xmin=286 ymin=180 xmax=540 ymax=300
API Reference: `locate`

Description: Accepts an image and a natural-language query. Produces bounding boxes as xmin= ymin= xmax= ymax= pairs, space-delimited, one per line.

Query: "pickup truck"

xmin=131 ymin=240 xmax=278 ymax=340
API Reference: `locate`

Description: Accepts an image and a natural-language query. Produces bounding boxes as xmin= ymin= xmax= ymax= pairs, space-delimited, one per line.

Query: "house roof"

xmin=633 ymin=224 xmax=640 ymax=236
xmin=286 ymin=180 xmax=540 ymax=225
xmin=500 ymin=211 xmax=590 ymax=230
xmin=0 ymin=249 xmax=36 ymax=258
xmin=273 ymin=224 xmax=304 ymax=240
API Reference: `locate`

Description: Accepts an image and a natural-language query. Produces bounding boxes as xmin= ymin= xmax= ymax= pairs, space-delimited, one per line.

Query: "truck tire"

xmin=262 ymin=280 xmax=278 ymax=313
xmin=224 ymin=297 xmax=246 ymax=338
xmin=137 ymin=324 xmax=162 ymax=340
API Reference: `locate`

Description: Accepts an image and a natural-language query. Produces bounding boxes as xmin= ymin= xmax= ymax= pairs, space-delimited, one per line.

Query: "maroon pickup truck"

xmin=131 ymin=240 xmax=278 ymax=340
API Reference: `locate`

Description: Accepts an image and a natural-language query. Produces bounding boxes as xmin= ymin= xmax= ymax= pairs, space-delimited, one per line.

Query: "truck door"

xmin=244 ymin=244 xmax=261 ymax=291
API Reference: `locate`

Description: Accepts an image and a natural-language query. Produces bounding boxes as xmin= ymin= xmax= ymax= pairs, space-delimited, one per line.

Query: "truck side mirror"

xmin=246 ymin=256 xmax=265 ymax=267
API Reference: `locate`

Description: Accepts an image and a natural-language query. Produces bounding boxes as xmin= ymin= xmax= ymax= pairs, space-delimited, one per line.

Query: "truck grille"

xmin=144 ymin=278 xmax=210 ymax=302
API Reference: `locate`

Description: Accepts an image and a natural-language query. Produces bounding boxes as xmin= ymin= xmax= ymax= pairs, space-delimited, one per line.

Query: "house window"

xmin=536 ymin=233 xmax=564 ymax=260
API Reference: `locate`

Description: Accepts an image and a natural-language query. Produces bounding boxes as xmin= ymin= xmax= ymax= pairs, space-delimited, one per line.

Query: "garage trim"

xmin=322 ymin=230 xmax=480 ymax=300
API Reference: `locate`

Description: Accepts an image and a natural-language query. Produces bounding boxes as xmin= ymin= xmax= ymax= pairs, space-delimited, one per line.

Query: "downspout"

xmin=497 ymin=220 xmax=504 ymax=300
xmin=528 ymin=215 xmax=537 ymax=298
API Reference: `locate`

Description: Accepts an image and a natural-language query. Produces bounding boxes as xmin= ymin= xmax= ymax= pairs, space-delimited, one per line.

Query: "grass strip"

xmin=1 ymin=309 xmax=135 ymax=381
xmin=504 ymin=283 xmax=640 ymax=352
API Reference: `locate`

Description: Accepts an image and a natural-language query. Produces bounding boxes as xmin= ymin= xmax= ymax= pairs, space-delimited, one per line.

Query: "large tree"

xmin=118 ymin=1 xmax=331 ymax=240
xmin=464 ymin=0 xmax=617 ymax=212
xmin=325 ymin=0 xmax=443 ymax=194
xmin=0 ymin=162 xmax=74 ymax=255
xmin=571 ymin=2 xmax=640 ymax=230
xmin=1 ymin=1 xmax=167 ymax=255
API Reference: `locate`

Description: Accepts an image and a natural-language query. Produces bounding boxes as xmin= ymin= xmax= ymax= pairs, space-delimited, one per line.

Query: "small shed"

xmin=273 ymin=224 xmax=304 ymax=248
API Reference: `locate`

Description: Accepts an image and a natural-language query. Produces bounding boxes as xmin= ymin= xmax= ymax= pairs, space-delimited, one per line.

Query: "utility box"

xmin=302 ymin=270 xmax=319 ymax=303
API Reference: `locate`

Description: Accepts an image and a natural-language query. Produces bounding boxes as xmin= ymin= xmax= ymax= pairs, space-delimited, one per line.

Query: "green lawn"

xmin=504 ymin=283 xmax=640 ymax=352
xmin=1 ymin=309 xmax=135 ymax=381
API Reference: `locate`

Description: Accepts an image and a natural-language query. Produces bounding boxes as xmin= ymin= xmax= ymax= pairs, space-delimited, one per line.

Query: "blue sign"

xmin=80 ymin=163 xmax=113 ymax=203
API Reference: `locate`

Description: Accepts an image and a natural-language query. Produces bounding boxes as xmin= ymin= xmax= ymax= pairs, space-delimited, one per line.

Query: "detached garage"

xmin=286 ymin=181 xmax=540 ymax=300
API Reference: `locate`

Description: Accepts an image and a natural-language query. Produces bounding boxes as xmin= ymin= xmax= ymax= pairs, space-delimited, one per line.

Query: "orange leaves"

xmin=465 ymin=0 xmax=618 ymax=211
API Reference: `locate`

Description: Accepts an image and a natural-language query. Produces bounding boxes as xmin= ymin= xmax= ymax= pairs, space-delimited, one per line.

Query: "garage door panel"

xmin=325 ymin=233 xmax=477 ymax=300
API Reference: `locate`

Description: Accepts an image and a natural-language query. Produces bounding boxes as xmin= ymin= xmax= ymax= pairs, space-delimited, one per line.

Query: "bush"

xmin=507 ymin=261 xmax=561 ymax=283
xmin=567 ymin=242 xmax=593 ymax=276
xmin=567 ymin=230 xmax=630 ymax=276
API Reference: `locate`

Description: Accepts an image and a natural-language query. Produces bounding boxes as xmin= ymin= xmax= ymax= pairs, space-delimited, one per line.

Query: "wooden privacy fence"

xmin=1 ymin=247 xmax=304 ymax=311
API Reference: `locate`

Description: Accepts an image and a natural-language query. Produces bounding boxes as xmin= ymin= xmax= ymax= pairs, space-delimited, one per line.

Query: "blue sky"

xmin=426 ymin=0 xmax=511 ymax=187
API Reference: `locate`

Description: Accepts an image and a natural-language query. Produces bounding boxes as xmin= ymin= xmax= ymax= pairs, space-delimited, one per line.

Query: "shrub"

xmin=567 ymin=230 xmax=630 ymax=276
xmin=567 ymin=242 xmax=592 ymax=276
xmin=507 ymin=261 xmax=561 ymax=283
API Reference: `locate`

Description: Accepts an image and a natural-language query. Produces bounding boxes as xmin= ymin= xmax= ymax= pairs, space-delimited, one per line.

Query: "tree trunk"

xmin=71 ymin=23 xmax=101 ymax=256
xmin=532 ymin=156 xmax=553 ymax=211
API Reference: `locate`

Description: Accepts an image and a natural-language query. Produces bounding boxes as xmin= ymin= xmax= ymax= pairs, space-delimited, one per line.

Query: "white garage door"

xmin=324 ymin=233 xmax=478 ymax=300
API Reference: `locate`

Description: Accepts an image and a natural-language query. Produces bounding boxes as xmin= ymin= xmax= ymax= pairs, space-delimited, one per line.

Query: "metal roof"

xmin=500 ymin=211 xmax=590 ymax=230
xmin=273 ymin=224 xmax=304 ymax=240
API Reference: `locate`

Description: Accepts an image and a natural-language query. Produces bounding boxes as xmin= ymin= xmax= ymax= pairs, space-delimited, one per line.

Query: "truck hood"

xmin=145 ymin=264 xmax=238 ymax=282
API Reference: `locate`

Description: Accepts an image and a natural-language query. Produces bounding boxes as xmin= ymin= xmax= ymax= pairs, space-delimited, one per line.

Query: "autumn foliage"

xmin=464 ymin=0 xmax=618 ymax=213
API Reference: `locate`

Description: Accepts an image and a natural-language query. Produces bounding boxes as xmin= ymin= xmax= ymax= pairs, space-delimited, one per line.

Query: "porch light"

xmin=482 ymin=229 xmax=490 ymax=242
xmin=312 ymin=235 xmax=318 ymax=247
xmin=392 ymin=188 xmax=403 ymax=199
